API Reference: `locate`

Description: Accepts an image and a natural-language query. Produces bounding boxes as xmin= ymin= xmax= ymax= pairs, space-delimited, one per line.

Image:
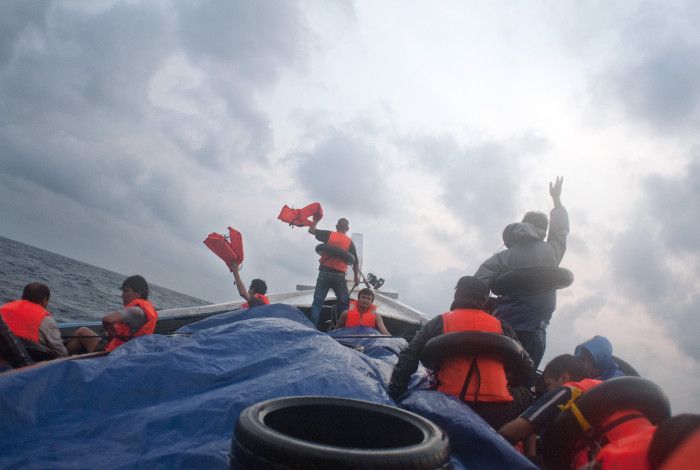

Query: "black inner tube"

xmin=315 ymin=243 xmax=355 ymax=265
xmin=491 ymin=266 xmax=573 ymax=297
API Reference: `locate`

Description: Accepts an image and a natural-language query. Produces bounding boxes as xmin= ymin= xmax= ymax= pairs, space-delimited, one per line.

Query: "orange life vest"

xmin=242 ymin=294 xmax=270 ymax=308
xmin=105 ymin=299 xmax=158 ymax=352
xmin=436 ymin=308 xmax=513 ymax=402
xmin=659 ymin=428 xmax=700 ymax=470
xmin=346 ymin=301 xmax=377 ymax=328
xmin=565 ymin=379 xmax=656 ymax=470
xmin=0 ymin=300 xmax=49 ymax=343
xmin=319 ymin=231 xmax=352 ymax=272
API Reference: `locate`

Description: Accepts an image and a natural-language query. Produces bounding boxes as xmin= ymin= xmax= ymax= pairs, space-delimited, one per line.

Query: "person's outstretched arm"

xmin=547 ymin=176 xmax=569 ymax=263
xmin=334 ymin=311 xmax=349 ymax=329
xmin=230 ymin=262 xmax=250 ymax=302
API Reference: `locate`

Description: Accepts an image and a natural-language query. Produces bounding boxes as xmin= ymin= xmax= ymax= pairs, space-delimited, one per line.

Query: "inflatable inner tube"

xmin=490 ymin=267 xmax=573 ymax=297
xmin=232 ymin=396 xmax=450 ymax=469
xmin=315 ymin=243 xmax=355 ymax=265
xmin=612 ymin=355 xmax=640 ymax=377
xmin=541 ymin=376 xmax=671 ymax=470
xmin=420 ymin=331 xmax=533 ymax=385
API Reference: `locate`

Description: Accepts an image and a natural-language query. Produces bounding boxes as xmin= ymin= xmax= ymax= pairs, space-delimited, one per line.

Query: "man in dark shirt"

xmin=308 ymin=218 xmax=360 ymax=329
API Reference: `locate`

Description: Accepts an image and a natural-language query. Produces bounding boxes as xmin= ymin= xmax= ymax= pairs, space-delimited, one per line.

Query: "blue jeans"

xmin=311 ymin=270 xmax=349 ymax=328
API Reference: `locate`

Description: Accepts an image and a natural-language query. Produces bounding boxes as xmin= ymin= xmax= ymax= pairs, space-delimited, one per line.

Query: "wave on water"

xmin=0 ymin=236 xmax=210 ymax=323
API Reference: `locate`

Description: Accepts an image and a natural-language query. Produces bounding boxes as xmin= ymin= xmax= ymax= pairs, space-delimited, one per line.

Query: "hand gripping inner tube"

xmin=315 ymin=243 xmax=356 ymax=265
xmin=420 ymin=331 xmax=533 ymax=385
xmin=231 ymin=396 xmax=451 ymax=469
xmin=541 ymin=376 xmax=671 ymax=470
xmin=490 ymin=266 xmax=574 ymax=297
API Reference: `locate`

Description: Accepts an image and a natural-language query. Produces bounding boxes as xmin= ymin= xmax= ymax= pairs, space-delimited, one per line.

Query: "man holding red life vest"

xmin=499 ymin=354 xmax=658 ymax=469
xmin=388 ymin=276 xmax=532 ymax=430
xmin=0 ymin=282 xmax=67 ymax=358
xmin=308 ymin=218 xmax=360 ymax=329
xmin=66 ymin=275 xmax=157 ymax=354
xmin=334 ymin=288 xmax=390 ymax=335
xmin=229 ymin=262 xmax=269 ymax=308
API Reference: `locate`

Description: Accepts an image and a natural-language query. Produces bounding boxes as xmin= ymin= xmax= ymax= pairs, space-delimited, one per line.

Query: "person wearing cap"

xmin=308 ymin=217 xmax=360 ymax=329
xmin=388 ymin=276 xmax=532 ymax=430
xmin=474 ymin=177 xmax=569 ymax=369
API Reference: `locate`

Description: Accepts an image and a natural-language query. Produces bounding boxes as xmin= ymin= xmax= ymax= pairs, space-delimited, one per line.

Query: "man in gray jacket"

xmin=475 ymin=177 xmax=568 ymax=369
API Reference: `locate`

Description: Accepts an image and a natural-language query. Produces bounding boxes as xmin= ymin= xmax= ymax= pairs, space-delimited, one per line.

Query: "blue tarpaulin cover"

xmin=0 ymin=304 xmax=534 ymax=469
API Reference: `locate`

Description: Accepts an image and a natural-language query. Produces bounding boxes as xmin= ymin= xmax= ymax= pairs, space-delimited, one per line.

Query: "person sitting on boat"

xmin=499 ymin=354 xmax=658 ymax=469
xmin=474 ymin=176 xmax=568 ymax=370
xmin=66 ymin=275 xmax=158 ymax=354
xmin=387 ymin=276 xmax=532 ymax=430
xmin=308 ymin=218 xmax=360 ymax=328
xmin=0 ymin=283 xmax=67 ymax=358
xmin=334 ymin=288 xmax=390 ymax=335
xmin=575 ymin=335 xmax=625 ymax=380
xmin=229 ymin=261 xmax=269 ymax=308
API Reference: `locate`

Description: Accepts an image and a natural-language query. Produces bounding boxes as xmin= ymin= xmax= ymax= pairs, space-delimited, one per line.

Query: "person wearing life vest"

xmin=0 ymin=283 xmax=67 ymax=358
xmin=499 ymin=354 xmax=658 ymax=469
xmin=388 ymin=276 xmax=532 ymax=430
xmin=66 ymin=275 xmax=157 ymax=354
xmin=308 ymin=218 xmax=360 ymax=329
xmin=334 ymin=288 xmax=390 ymax=335
xmin=229 ymin=261 xmax=270 ymax=308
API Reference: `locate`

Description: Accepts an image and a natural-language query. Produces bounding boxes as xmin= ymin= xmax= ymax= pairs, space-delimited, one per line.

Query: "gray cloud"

xmin=290 ymin=128 xmax=391 ymax=215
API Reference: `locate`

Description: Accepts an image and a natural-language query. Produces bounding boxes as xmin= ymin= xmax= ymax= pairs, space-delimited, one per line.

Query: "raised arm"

xmin=549 ymin=176 xmax=563 ymax=208
xmin=230 ymin=262 xmax=251 ymax=302
xmin=547 ymin=176 xmax=569 ymax=263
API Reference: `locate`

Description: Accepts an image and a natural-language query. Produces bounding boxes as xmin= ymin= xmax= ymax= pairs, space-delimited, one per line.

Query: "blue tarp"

xmin=0 ymin=304 xmax=534 ymax=469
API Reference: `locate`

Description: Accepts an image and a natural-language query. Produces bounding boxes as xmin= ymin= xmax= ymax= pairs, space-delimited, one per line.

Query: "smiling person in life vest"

xmin=0 ymin=282 xmax=67 ymax=358
xmin=308 ymin=218 xmax=360 ymax=329
xmin=229 ymin=261 xmax=269 ymax=308
xmin=334 ymin=288 xmax=390 ymax=335
xmin=66 ymin=275 xmax=158 ymax=354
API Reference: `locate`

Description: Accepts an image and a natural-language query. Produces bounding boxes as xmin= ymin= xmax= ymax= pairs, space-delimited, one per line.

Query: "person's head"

xmin=522 ymin=211 xmax=548 ymax=232
xmin=357 ymin=288 xmax=374 ymax=309
xmin=575 ymin=335 xmax=614 ymax=378
xmin=453 ymin=276 xmax=489 ymax=307
xmin=121 ymin=275 xmax=149 ymax=305
xmin=336 ymin=218 xmax=350 ymax=233
xmin=21 ymin=283 xmax=50 ymax=307
xmin=541 ymin=354 xmax=587 ymax=391
xmin=249 ymin=279 xmax=267 ymax=297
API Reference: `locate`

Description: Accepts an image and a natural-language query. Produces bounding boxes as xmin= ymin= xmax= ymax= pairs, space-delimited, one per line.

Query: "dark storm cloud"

xmin=290 ymin=129 xmax=390 ymax=215
xmin=606 ymin=38 xmax=700 ymax=131
xmin=405 ymin=134 xmax=548 ymax=242
xmin=0 ymin=0 xmax=307 ymax=236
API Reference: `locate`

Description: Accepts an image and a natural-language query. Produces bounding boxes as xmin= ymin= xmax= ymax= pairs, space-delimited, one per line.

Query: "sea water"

xmin=0 ymin=236 xmax=210 ymax=323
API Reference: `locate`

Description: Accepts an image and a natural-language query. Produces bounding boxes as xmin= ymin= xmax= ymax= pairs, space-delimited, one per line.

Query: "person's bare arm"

xmin=498 ymin=417 xmax=535 ymax=445
xmin=334 ymin=311 xmax=349 ymax=329
xmin=375 ymin=314 xmax=390 ymax=335
xmin=230 ymin=262 xmax=250 ymax=302
xmin=549 ymin=176 xmax=563 ymax=208
xmin=308 ymin=222 xmax=317 ymax=235
xmin=102 ymin=311 xmax=125 ymax=338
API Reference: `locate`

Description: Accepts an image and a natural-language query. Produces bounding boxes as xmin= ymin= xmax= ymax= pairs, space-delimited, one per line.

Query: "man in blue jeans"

xmin=308 ymin=218 xmax=360 ymax=329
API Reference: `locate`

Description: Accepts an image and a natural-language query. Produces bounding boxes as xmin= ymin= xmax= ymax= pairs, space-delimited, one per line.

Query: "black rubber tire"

xmin=19 ymin=337 xmax=58 ymax=362
xmin=490 ymin=267 xmax=574 ymax=296
xmin=315 ymin=244 xmax=355 ymax=265
xmin=230 ymin=396 xmax=451 ymax=469
xmin=421 ymin=331 xmax=529 ymax=369
xmin=541 ymin=377 xmax=671 ymax=470
xmin=612 ymin=355 xmax=640 ymax=377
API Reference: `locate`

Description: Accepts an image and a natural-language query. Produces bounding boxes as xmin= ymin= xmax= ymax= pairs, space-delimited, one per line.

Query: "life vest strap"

xmin=459 ymin=358 xmax=482 ymax=402
xmin=558 ymin=387 xmax=592 ymax=433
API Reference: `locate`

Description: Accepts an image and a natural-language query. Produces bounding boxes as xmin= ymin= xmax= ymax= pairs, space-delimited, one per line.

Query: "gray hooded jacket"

xmin=475 ymin=206 xmax=569 ymax=330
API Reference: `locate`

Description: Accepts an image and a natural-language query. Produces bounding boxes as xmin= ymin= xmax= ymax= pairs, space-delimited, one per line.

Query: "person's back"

xmin=0 ymin=283 xmax=67 ymax=358
xmin=475 ymin=177 xmax=568 ymax=369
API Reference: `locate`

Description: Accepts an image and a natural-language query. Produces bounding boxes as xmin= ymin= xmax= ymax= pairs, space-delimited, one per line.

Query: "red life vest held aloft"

xmin=319 ymin=232 xmax=352 ymax=273
xmin=242 ymin=294 xmax=270 ymax=309
xmin=277 ymin=202 xmax=324 ymax=227
xmin=346 ymin=300 xmax=377 ymax=328
xmin=564 ymin=379 xmax=657 ymax=470
xmin=0 ymin=300 xmax=49 ymax=343
xmin=437 ymin=309 xmax=512 ymax=402
xmin=105 ymin=299 xmax=158 ymax=352
xmin=203 ymin=226 xmax=244 ymax=270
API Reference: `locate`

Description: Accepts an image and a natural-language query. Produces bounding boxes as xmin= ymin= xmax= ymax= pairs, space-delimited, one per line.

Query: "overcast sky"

xmin=1 ymin=0 xmax=699 ymax=412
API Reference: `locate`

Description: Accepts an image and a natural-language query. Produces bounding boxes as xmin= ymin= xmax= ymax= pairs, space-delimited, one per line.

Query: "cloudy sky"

xmin=1 ymin=0 xmax=699 ymax=412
